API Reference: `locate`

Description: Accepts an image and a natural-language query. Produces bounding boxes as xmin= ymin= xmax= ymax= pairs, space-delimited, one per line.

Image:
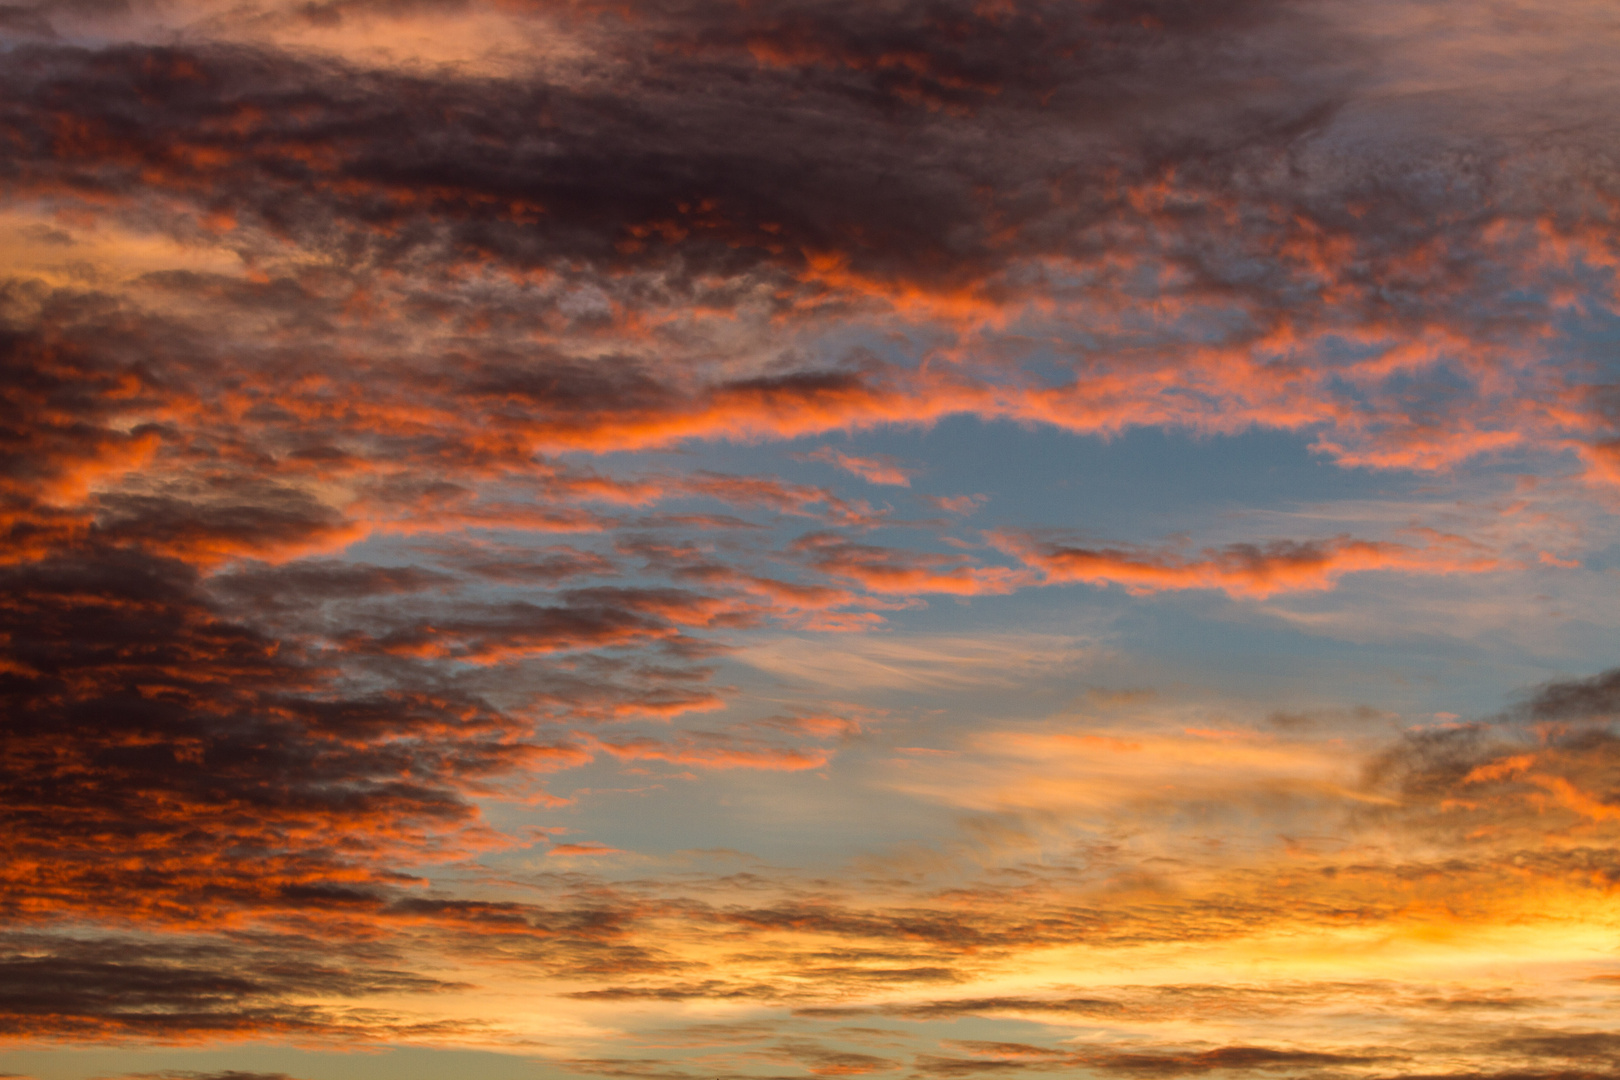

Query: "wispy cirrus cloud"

xmin=799 ymin=447 xmax=916 ymax=487
xmin=992 ymin=528 xmax=1506 ymax=599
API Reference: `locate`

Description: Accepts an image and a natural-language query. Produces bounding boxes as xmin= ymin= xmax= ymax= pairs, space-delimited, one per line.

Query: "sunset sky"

xmin=5 ymin=1 xmax=1620 ymax=1078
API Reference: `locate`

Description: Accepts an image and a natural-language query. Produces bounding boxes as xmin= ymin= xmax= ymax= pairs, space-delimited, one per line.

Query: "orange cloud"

xmin=793 ymin=532 xmax=1035 ymax=596
xmin=591 ymin=734 xmax=832 ymax=771
xmin=923 ymin=494 xmax=986 ymax=515
xmin=992 ymin=530 xmax=1504 ymax=599
xmin=548 ymin=841 xmax=625 ymax=857
xmin=801 ymin=446 xmax=915 ymax=486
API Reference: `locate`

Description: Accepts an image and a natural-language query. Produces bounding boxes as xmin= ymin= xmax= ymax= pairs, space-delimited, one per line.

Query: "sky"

xmin=4 ymin=0 xmax=1620 ymax=1078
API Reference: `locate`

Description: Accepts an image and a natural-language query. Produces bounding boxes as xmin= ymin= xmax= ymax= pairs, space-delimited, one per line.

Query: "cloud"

xmin=0 ymin=0 xmax=1347 ymax=294
xmin=3 ymin=0 xmax=1620 ymax=1069
xmin=922 ymin=494 xmax=986 ymax=515
xmin=591 ymin=732 xmax=833 ymax=772
xmin=0 ymin=539 xmax=743 ymax=930
xmin=112 ymin=1072 xmax=307 ymax=1080
xmin=1359 ymin=674 xmax=1620 ymax=846
xmin=800 ymin=447 xmax=915 ymax=487
xmin=912 ymin=1045 xmax=1387 ymax=1077
xmin=740 ymin=632 xmax=1095 ymax=692
xmin=413 ymin=540 xmax=618 ymax=586
xmin=882 ymin=726 xmax=1371 ymax=823
xmin=1497 ymin=1031 xmax=1620 ymax=1061
xmin=675 ymin=471 xmax=888 ymax=528
xmin=342 ymin=587 xmax=740 ymax=663
xmin=1522 ymin=668 xmax=1620 ymax=724
xmin=793 ymin=532 xmax=1034 ymax=596
xmin=993 ymin=529 xmax=1504 ymax=599
xmin=0 ymin=0 xmax=1601 ymax=485
xmin=798 ymin=995 xmax=1124 ymax=1021
xmin=0 ymin=933 xmax=467 ymax=1043
xmin=210 ymin=560 xmax=455 ymax=611
xmin=548 ymin=842 xmax=626 ymax=858
xmin=564 ymin=982 xmax=782 ymax=1003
